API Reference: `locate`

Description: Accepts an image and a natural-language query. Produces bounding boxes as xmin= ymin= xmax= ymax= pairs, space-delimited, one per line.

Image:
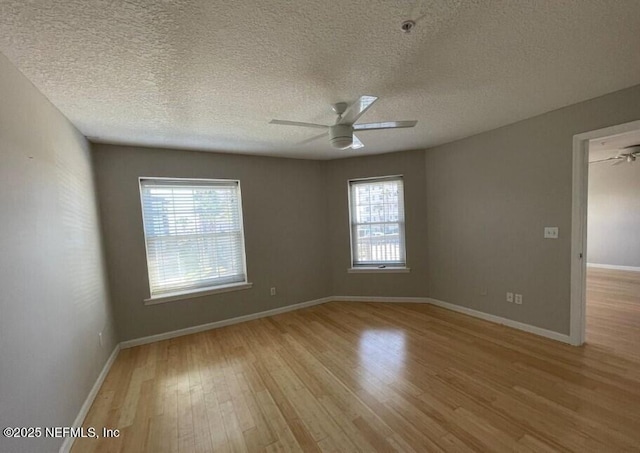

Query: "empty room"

xmin=586 ymin=130 xmax=640 ymax=353
xmin=1 ymin=1 xmax=640 ymax=452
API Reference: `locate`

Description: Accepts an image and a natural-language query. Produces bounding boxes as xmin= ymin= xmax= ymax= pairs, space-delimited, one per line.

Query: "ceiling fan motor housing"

xmin=330 ymin=125 xmax=353 ymax=149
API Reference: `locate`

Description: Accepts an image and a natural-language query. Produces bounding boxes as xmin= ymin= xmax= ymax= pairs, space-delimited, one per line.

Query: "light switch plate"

xmin=544 ymin=227 xmax=559 ymax=239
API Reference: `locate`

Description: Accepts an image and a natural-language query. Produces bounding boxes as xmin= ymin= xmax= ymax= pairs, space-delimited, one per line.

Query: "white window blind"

xmin=349 ymin=176 xmax=406 ymax=267
xmin=139 ymin=178 xmax=247 ymax=298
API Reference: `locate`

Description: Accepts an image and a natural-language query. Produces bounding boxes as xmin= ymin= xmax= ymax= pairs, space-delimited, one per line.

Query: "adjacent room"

xmin=1 ymin=1 xmax=639 ymax=452
xmin=586 ymin=130 xmax=640 ymax=353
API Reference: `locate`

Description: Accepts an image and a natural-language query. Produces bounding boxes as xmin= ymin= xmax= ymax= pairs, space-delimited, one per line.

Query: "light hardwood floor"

xmin=73 ymin=270 xmax=640 ymax=452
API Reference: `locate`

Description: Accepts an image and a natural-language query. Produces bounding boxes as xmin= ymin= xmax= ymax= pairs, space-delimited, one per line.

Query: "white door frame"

xmin=570 ymin=119 xmax=640 ymax=346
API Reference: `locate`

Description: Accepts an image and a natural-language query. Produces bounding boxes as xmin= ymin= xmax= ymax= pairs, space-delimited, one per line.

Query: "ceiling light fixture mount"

xmin=401 ymin=20 xmax=416 ymax=33
xmin=331 ymin=102 xmax=348 ymax=117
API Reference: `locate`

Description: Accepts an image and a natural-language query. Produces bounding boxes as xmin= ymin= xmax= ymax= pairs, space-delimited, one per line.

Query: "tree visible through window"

xmin=139 ymin=178 xmax=248 ymax=298
xmin=349 ymin=176 xmax=406 ymax=267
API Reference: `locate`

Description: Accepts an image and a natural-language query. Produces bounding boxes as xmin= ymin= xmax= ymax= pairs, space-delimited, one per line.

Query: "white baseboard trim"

xmin=60 ymin=344 xmax=120 ymax=453
xmin=333 ymin=295 xmax=571 ymax=344
xmin=333 ymin=295 xmax=431 ymax=303
xmin=120 ymin=296 xmax=334 ymax=349
xmin=587 ymin=263 xmax=640 ymax=272
xmin=117 ymin=294 xmax=573 ymax=350
xmin=424 ymin=297 xmax=571 ymax=344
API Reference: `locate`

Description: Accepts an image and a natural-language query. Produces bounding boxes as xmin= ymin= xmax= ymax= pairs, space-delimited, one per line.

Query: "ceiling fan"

xmin=269 ymin=95 xmax=417 ymax=150
xmin=591 ymin=145 xmax=640 ymax=165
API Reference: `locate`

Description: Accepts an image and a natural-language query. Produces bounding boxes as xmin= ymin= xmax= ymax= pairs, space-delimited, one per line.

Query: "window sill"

xmin=347 ymin=267 xmax=410 ymax=274
xmin=144 ymin=282 xmax=253 ymax=305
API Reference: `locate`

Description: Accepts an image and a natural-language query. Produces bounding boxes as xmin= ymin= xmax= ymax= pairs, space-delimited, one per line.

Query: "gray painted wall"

xmin=588 ymin=159 xmax=640 ymax=268
xmin=424 ymin=85 xmax=640 ymax=334
xmin=92 ymin=144 xmax=330 ymax=341
xmin=0 ymin=54 xmax=117 ymax=452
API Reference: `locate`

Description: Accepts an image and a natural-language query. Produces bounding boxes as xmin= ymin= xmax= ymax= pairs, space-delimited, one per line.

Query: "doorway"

xmin=570 ymin=121 xmax=640 ymax=346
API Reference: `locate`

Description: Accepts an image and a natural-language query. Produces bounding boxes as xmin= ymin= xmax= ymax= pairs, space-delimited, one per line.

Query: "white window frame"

xmin=348 ymin=175 xmax=409 ymax=272
xmin=139 ymin=177 xmax=251 ymax=304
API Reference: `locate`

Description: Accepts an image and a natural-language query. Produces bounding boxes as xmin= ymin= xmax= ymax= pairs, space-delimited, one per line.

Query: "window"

xmin=139 ymin=178 xmax=248 ymax=300
xmin=349 ymin=176 xmax=406 ymax=268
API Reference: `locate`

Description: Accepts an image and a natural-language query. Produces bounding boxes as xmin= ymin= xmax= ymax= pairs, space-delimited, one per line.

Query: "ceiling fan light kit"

xmin=269 ymin=95 xmax=417 ymax=152
xmin=330 ymin=125 xmax=353 ymax=149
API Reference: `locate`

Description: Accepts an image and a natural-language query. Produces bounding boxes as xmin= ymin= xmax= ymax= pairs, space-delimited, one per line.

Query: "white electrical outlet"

xmin=544 ymin=227 xmax=559 ymax=239
xmin=515 ymin=294 xmax=523 ymax=305
xmin=270 ymin=287 xmax=276 ymax=296
xmin=98 ymin=332 xmax=103 ymax=347
xmin=506 ymin=292 xmax=514 ymax=303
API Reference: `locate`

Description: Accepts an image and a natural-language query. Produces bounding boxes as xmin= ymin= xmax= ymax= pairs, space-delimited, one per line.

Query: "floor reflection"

xmin=358 ymin=329 xmax=406 ymax=390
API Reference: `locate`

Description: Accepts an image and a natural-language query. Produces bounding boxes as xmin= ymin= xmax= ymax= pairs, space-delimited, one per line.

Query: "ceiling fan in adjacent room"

xmin=269 ymin=95 xmax=417 ymax=150
xmin=590 ymin=145 xmax=640 ymax=165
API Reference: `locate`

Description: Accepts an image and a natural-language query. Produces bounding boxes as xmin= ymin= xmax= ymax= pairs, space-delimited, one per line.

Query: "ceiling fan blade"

xmin=354 ymin=120 xmax=417 ymax=131
xmin=270 ymin=119 xmax=329 ymax=129
xmin=590 ymin=157 xmax=621 ymax=164
xmin=350 ymin=134 xmax=364 ymax=149
xmin=338 ymin=95 xmax=378 ymax=125
xmin=612 ymin=159 xmax=626 ymax=166
xmin=298 ymin=132 xmax=328 ymax=145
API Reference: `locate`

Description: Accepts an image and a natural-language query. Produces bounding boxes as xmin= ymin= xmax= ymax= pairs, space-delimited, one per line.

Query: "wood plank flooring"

xmin=73 ymin=270 xmax=640 ymax=452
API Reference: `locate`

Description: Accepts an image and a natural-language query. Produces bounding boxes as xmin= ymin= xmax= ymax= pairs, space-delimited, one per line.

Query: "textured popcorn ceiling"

xmin=1 ymin=0 xmax=640 ymax=159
